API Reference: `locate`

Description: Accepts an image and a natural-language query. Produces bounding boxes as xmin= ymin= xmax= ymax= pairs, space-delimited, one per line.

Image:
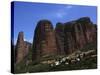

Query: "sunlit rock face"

xmin=32 ymin=20 xmax=58 ymax=60
xmin=55 ymin=17 xmax=97 ymax=55
xmin=15 ymin=32 xmax=32 ymax=63
xmin=30 ymin=17 xmax=97 ymax=60
xmin=15 ymin=32 xmax=25 ymax=63
xmin=14 ymin=17 xmax=97 ymax=65
xmin=55 ymin=23 xmax=65 ymax=55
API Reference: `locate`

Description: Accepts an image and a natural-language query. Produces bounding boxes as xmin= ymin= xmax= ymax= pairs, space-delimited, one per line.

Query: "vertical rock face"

xmin=76 ymin=17 xmax=97 ymax=45
xmin=77 ymin=17 xmax=93 ymax=43
xmin=15 ymin=32 xmax=25 ymax=63
xmin=32 ymin=20 xmax=57 ymax=60
xmin=64 ymin=22 xmax=76 ymax=54
xmin=32 ymin=17 xmax=96 ymax=60
xmin=64 ymin=21 xmax=87 ymax=54
xmin=55 ymin=23 xmax=65 ymax=55
xmin=55 ymin=17 xmax=97 ymax=55
xmin=15 ymin=32 xmax=32 ymax=63
xmin=92 ymin=24 xmax=97 ymax=42
xmin=15 ymin=17 xmax=96 ymax=62
xmin=24 ymin=41 xmax=32 ymax=57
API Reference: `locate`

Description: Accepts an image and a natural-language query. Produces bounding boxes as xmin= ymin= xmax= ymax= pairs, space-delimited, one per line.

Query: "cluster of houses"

xmin=40 ymin=50 xmax=96 ymax=67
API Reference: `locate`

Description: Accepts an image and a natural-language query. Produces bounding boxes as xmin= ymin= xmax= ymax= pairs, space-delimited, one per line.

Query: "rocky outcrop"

xmin=24 ymin=41 xmax=32 ymax=57
xmin=15 ymin=17 xmax=97 ymax=62
xmin=55 ymin=17 xmax=97 ymax=55
xmin=32 ymin=20 xmax=58 ymax=60
xmin=55 ymin=23 xmax=65 ymax=55
xmin=15 ymin=32 xmax=25 ymax=63
xmin=15 ymin=32 xmax=32 ymax=63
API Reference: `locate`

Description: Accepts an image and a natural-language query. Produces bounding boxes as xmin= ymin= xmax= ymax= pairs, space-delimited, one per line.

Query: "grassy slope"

xmin=14 ymin=42 xmax=97 ymax=73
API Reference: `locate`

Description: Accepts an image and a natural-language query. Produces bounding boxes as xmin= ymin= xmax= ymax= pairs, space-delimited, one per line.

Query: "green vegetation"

xmin=14 ymin=42 xmax=97 ymax=74
xmin=14 ymin=60 xmax=27 ymax=73
xmin=14 ymin=55 xmax=97 ymax=74
xmin=40 ymin=54 xmax=66 ymax=61
xmin=50 ymin=56 xmax=97 ymax=71
xmin=81 ymin=42 xmax=97 ymax=52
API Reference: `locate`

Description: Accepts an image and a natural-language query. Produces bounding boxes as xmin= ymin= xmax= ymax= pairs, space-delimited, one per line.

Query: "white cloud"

xmin=28 ymin=38 xmax=33 ymax=43
xmin=24 ymin=38 xmax=26 ymax=41
xmin=24 ymin=38 xmax=33 ymax=43
xmin=56 ymin=9 xmax=67 ymax=18
xmin=65 ymin=5 xmax=73 ymax=9
xmin=56 ymin=13 xmax=64 ymax=18
xmin=55 ymin=5 xmax=73 ymax=18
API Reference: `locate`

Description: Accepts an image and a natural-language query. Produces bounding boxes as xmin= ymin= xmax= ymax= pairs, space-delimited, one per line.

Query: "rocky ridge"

xmin=14 ymin=17 xmax=97 ymax=63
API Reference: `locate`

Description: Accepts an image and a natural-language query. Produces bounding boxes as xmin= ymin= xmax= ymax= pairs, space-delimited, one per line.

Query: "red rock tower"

xmin=32 ymin=20 xmax=58 ymax=60
xmin=15 ymin=32 xmax=25 ymax=63
xmin=15 ymin=32 xmax=31 ymax=63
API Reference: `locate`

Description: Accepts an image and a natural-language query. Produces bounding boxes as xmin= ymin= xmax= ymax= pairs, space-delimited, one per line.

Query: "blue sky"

xmin=13 ymin=1 xmax=97 ymax=44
